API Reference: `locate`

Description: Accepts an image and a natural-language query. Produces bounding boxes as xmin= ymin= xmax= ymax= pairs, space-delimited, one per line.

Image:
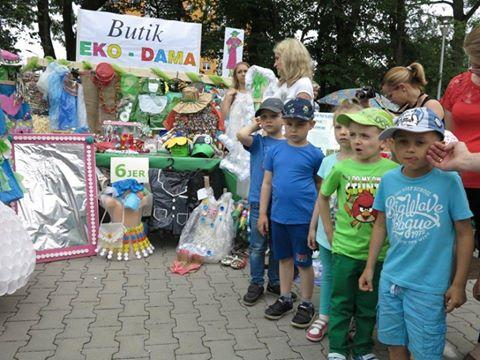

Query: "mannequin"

xmin=98 ymin=189 xmax=154 ymax=261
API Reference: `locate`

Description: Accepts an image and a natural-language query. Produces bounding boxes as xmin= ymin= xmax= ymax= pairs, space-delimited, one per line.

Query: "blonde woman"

xmin=273 ymin=38 xmax=314 ymax=103
xmin=381 ymin=62 xmax=444 ymax=118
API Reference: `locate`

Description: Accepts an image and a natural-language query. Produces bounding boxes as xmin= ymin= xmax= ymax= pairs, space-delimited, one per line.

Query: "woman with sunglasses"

xmin=381 ymin=62 xmax=444 ymax=118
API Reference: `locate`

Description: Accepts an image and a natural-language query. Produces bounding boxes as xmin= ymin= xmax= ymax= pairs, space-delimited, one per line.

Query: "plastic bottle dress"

xmin=0 ymin=201 xmax=36 ymax=296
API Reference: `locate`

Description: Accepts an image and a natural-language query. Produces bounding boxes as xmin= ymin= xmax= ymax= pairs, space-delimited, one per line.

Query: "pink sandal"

xmin=306 ymin=318 xmax=328 ymax=342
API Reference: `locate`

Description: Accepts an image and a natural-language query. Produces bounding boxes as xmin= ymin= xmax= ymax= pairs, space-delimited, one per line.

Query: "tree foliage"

xmin=3 ymin=0 xmax=480 ymax=96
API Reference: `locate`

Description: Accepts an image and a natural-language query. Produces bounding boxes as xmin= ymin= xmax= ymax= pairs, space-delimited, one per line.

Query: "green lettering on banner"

xmin=115 ymin=163 xmax=126 ymax=178
xmin=79 ymin=41 xmax=92 ymax=56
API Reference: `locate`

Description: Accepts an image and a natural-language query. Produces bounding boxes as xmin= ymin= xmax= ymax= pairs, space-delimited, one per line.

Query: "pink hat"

xmin=0 ymin=50 xmax=21 ymax=66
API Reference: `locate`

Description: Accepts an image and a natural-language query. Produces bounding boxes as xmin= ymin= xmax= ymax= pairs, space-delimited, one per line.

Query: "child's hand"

xmin=444 ymin=284 xmax=467 ymax=313
xmin=358 ymin=268 xmax=374 ymax=292
xmin=473 ymin=278 xmax=480 ymax=301
xmin=257 ymin=214 xmax=269 ymax=236
xmin=307 ymin=229 xmax=317 ymax=250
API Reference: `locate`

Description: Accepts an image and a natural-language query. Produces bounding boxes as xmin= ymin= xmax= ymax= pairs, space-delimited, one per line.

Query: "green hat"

xmin=191 ymin=135 xmax=215 ymax=158
xmin=336 ymin=108 xmax=394 ymax=130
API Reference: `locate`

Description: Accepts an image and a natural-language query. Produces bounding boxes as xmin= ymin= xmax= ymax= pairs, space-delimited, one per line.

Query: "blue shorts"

xmin=271 ymin=221 xmax=312 ymax=267
xmin=377 ymin=276 xmax=446 ymax=360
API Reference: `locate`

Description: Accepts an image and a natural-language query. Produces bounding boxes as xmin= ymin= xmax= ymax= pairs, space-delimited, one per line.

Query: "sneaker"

xmin=328 ymin=353 xmax=347 ymax=360
xmin=264 ymin=297 xmax=293 ymax=320
xmin=352 ymin=354 xmax=378 ymax=360
xmin=306 ymin=317 xmax=328 ymax=342
xmin=242 ymin=284 xmax=264 ymax=306
xmin=265 ymin=284 xmax=298 ymax=302
xmin=291 ymin=302 xmax=316 ymax=328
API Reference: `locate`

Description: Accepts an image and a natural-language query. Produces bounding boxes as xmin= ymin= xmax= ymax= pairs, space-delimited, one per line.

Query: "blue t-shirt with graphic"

xmin=245 ymin=134 xmax=284 ymax=203
xmin=316 ymin=153 xmax=339 ymax=250
xmin=264 ymin=141 xmax=324 ymax=224
xmin=374 ymin=167 xmax=473 ymax=294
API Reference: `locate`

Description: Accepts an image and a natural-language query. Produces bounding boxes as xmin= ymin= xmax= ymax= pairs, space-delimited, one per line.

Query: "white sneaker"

xmin=328 ymin=353 xmax=347 ymax=360
xmin=353 ymin=354 xmax=378 ymax=360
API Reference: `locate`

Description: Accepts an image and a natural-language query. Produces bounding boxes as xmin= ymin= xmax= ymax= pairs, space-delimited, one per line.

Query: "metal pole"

xmin=437 ymin=26 xmax=447 ymax=99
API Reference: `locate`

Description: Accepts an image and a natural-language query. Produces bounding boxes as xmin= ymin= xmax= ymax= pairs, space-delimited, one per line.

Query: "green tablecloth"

xmin=95 ymin=152 xmax=221 ymax=171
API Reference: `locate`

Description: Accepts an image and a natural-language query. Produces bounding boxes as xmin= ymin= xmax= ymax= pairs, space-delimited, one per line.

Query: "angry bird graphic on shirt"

xmin=345 ymin=191 xmax=377 ymax=227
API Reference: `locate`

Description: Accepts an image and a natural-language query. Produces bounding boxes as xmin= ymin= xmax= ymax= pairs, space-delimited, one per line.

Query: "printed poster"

xmin=307 ymin=112 xmax=339 ymax=153
xmin=221 ymin=27 xmax=245 ymax=78
xmin=76 ymin=9 xmax=202 ymax=73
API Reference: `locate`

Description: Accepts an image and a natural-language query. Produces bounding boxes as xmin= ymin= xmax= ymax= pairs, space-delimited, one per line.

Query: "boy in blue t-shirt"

xmin=258 ymin=98 xmax=324 ymax=328
xmin=359 ymin=107 xmax=474 ymax=360
xmin=237 ymin=98 xmax=285 ymax=305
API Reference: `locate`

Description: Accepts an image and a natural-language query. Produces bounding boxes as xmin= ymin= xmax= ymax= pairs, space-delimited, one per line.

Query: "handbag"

xmin=98 ymin=206 xmax=125 ymax=249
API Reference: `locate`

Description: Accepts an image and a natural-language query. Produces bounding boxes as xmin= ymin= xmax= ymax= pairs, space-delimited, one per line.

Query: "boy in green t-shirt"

xmin=319 ymin=108 xmax=397 ymax=360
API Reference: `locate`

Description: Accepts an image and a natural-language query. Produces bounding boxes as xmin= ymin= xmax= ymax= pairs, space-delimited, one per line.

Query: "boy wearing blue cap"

xmin=258 ymin=98 xmax=324 ymax=328
xmin=359 ymin=107 xmax=474 ymax=360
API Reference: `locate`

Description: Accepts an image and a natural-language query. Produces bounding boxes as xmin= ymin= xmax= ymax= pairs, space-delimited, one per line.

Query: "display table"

xmin=95 ymin=152 xmax=240 ymax=198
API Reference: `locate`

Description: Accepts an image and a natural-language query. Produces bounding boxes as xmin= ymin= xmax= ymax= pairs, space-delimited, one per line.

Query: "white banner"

xmin=221 ymin=27 xmax=245 ymax=78
xmin=111 ymin=157 xmax=149 ymax=183
xmin=308 ymin=112 xmax=339 ymax=153
xmin=76 ymin=9 xmax=202 ymax=73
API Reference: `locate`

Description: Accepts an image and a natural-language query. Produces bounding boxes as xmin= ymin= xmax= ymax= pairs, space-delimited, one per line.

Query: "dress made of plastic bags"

xmin=176 ymin=190 xmax=235 ymax=263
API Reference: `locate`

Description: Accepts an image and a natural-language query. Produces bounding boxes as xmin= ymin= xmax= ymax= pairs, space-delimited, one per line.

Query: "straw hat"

xmin=173 ymin=87 xmax=212 ymax=114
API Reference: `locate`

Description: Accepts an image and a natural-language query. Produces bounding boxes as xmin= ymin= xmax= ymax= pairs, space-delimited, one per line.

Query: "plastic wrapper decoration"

xmin=177 ymin=190 xmax=235 ymax=263
xmin=245 ymin=65 xmax=279 ymax=107
xmin=0 ymin=201 xmax=36 ymax=296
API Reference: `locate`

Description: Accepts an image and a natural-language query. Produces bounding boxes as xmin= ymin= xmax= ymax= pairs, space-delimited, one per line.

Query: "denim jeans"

xmin=249 ymin=203 xmax=279 ymax=286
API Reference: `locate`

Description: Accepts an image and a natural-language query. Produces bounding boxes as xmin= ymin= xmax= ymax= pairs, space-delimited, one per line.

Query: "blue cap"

xmin=378 ymin=107 xmax=445 ymax=140
xmin=282 ymin=98 xmax=314 ymax=121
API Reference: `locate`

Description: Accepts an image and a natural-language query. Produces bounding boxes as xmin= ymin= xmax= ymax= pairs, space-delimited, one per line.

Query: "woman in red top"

xmin=441 ymin=26 xmax=480 ymax=250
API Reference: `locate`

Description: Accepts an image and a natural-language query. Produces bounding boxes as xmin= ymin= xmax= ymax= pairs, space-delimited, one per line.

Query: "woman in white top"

xmin=273 ymin=38 xmax=314 ymax=102
xmin=220 ymin=62 xmax=252 ymax=121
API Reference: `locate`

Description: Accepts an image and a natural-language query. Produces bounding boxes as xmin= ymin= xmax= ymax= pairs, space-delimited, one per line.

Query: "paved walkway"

xmin=0 ymin=238 xmax=478 ymax=360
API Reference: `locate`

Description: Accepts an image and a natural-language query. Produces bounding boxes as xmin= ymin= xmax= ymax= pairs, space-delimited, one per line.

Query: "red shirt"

xmin=441 ymin=71 xmax=480 ymax=188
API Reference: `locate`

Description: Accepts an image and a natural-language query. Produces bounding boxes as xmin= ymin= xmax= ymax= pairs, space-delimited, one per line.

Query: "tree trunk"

xmin=450 ymin=0 xmax=467 ymax=68
xmin=37 ymin=0 xmax=56 ymax=58
xmin=390 ymin=0 xmax=406 ymax=65
xmin=63 ymin=0 xmax=76 ymax=60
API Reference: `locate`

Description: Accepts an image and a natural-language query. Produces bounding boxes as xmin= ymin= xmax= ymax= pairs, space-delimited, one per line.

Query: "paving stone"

xmin=7 ymin=302 xmax=44 ymax=322
xmin=173 ymin=313 xmax=202 ymax=333
xmin=51 ymin=281 xmax=81 ymax=296
xmin=145 ymin=306 xmax=174 ymax=325
xmin=146 ymin=279 xmax=169 ymax=293
xmin=174 ymin=354 xmax=211 ymax=360
xmin=200 ymin=320 xmax=234 ymax=342
xmin=223 ymin=310 xmax=255 ymax=329
xmin=41 ymin=263 xmax=65 ymax=276
xmin=120 ymin=299 xmax=148 ymax=317
xmin=117 ymin=316 xmax=148 ymax=336
xmin=57 ymin=270 xmax=84 ymax=282
xmin=95 ymin=293 xmax=125 ymax=310
xmin=205 ymin=339 xmax=242 ymax=359
xmin=292 ymin=344 xmax=327 ymax=360
xmin=125 ymin=263 xmax=147 ymax=275
xmin=147 ymin=291 xmax=171 ymax=308
xmin=56 ymin=318 xmax=93 ymax=339
xmin=20 ymin=328 xmax=62 ymax=352
xmin=215 ymin=294 xmax=242 ymax=312
xmin=42 ymin=295 xmax=73 ymax=311
xmin=108 ymin=261 xmax=128 ymax=270
xmin=124 ymin=274 xmax=147 ymax=287
xmin=146 ymin=344 xmax=178 ymax=360
xmin=113 ymin=335 xmax=149 ymax=359
xmin=52 ymin=338 xmax=89 ymax=360
xmin=84 ymin=263 xmax=109 ymax=276
xmin=236 ymin=348 xmax=270 ymax=360
xmin=196 ymin=304 xmax=225 ymax=323
xmin=31 ymin=310 xmax=69 ymax=330
xmin=100 ymin=281 xmax=124 ymax=294
xmin=168 ymin=285 xmax=194 ymax=299
xmin=66 ymin=258 xmax=90 ymax=271
xmin=0 ymin=296 xmax=22 ymax=313
xmin=228 ymin=328 xmax=266 ymax=350
xmin=104 ymin=270 xmax=127 ymax=282
xmin=122 ymin=286 xmax=148 ymax=301
xmin=171 ymin=298 xmax=199 ymax=315
xmin=66 ymin=302 xmax=97 ymax=319
xmin=91 ymin=309 xmax=123 ymax=328
xmin=192 ymin=289 xmax=216 ymax=305
xmin=145 ymin=322 xmax=177 ymax=345
xmin=78 ymin=275 xmax=105 ymax=288
xmin=84 ymin=326 xmax=120 ymax=349
xmin=83 ymin=347 xmax=119 ymax=360
xmin=261 ymin=336 xmax=301 ymax=360
xmin=0 ymin=321 xmax=36 ymax=342
xmin=0 ymin=341 xmax=28 ymax=360
xmin=71 ymin=287 xmax=101 ymax=303
xmin=278 ymin=325 xmax=312 ymax=346
xmin=255 ymin=320 xmax=285 ymax=338
xmin=19 ymin=289 xmax=53 ymax=304
xmin=188 ymin=279 xmax=212 ymax=291
xmin=15 ymin=350 xmax=55 ymax=360
xmin=174 ymin=331 xmax=209 ymax=355
xmin=0 ymin=311 xmax=15 ymax=334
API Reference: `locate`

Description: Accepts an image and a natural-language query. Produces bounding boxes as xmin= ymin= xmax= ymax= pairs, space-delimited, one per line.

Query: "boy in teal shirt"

xmin=319 ymin=108 xmax=397 ymax=360
xmin=359 ymin=108 xmax=474 ymax=360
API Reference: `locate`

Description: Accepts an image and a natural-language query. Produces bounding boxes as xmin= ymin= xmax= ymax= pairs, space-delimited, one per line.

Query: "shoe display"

xmin=291 ymin=302 xmax=316 ymax=328
xmin=242 ymin=283 xmax=264 ymax=306
xmin=265 ymin=284 xmax=298 ymax=302
xmin=264 ymin=297 xmax=293 ymax=320
xmin=306 ymin=317 xmax=328 ymax=342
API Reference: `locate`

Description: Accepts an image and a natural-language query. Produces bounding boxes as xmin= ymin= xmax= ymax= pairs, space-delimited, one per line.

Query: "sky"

xmin=14 ymin=3 xmax=454 ymax=62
